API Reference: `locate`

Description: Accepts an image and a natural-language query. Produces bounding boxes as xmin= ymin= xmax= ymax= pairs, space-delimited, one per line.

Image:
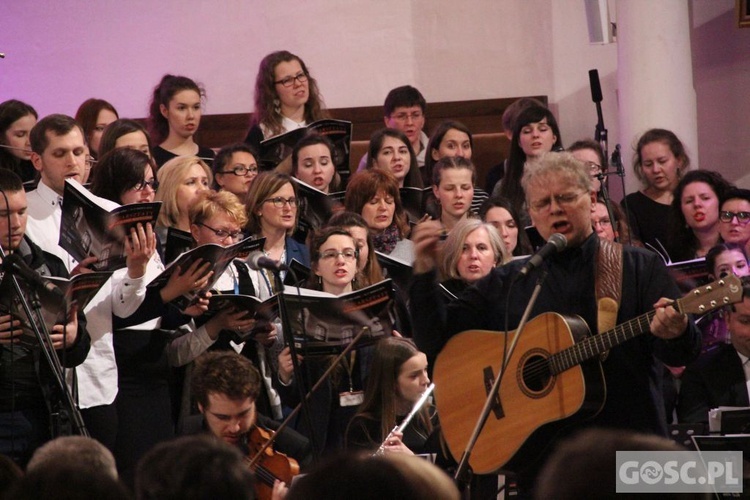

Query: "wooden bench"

xmin=192 ymin=96 xmax=547 ymax=189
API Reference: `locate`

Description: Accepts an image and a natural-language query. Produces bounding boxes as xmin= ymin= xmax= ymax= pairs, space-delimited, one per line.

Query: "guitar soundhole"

xmin=518 ymin=349 xmax=554 ymax=398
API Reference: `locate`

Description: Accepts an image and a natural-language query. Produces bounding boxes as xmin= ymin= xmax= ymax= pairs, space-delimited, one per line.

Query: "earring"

xmin=273 ymin=98 xmax=281 ymax=115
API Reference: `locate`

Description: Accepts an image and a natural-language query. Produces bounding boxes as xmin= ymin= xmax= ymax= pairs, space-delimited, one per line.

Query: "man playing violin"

xmin=410 ymin=152 xmax=702 ymax=496
xmin=186 ymin=351 xmax=311 ymax=479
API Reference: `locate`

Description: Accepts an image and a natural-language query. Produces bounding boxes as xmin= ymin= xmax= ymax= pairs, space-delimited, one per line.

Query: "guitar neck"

xmin=549 ymin=302 xmax=682 ymax=374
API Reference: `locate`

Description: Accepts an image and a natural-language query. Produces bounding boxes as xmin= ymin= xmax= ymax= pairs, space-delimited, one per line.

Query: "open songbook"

xmin=203 ymin=293 xmax=280 ymax=343
xmin=258 ymin=119 xmax=352 ymax=180
xmin=59 ymin=179 xmax=161 ymax=272
xmin=292 ymin=178 xmax=346 ymax=235
xmin=0 ymin=270 xmax=112 ymax=348
xmin=147 ymin=237 xmax=264 ymax=309
xmin=283 ymin=279 xmax=396 ymax=355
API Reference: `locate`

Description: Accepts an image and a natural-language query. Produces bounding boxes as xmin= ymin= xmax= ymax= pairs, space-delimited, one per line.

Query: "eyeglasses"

xmin=720 ymin=210 xmax=750 ymax=224
xmin=584 ymin=161 xmax=602 ymax=176
xmin=263 ymin=197 xmax=298 ymax=208
xmin=529 ymin=191 xmax=585 ymax=212
xmin=390 ymin=111 xmax=424 ymax=122
xmin=320 ymin=249 xmax=358 ymax=261
xmin=219 ymin=165 xmax=258 ymax=176
xmin=133 ymin=179 xmax=159 ymax=191
xmin=274 ymin=72 xmax=308 ymax=88
xmin=592 ymin=218 xmax=612 ymax=229
xmin=199 ymin=223 xmax=243 ymax=240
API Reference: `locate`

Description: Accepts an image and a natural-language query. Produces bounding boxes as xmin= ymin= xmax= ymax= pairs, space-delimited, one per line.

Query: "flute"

xmin=375 ymin=383 xmax=435 ymax=455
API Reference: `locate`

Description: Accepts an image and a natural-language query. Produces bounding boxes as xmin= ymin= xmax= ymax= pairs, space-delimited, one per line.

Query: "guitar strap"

xmin=595 ymin=238 xmax=623 ymax=360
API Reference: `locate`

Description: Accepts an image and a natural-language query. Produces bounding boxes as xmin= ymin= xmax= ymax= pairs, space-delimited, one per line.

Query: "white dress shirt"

xmin=25 ymin=180 xmax=155 ymax=408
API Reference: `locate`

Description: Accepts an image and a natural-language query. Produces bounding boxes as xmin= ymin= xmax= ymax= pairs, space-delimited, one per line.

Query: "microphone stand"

xmin=595 ymin=171 xmax=619 ymax=244
xmin=609 ymin=145 xmax=633 ymax=246
xmin=0 ymin=246 xmax=89 ymax=438
xmin=454 ymin=270 xmax=548 ymax=491
xmin=273 ymin=270 xmax=319 ymax=458
xmin=248 ymin=326 xmax=369 ymax=467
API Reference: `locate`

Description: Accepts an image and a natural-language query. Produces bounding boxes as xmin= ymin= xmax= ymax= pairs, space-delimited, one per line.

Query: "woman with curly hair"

xmin=244 ymin=51 xmax=329 ymax=151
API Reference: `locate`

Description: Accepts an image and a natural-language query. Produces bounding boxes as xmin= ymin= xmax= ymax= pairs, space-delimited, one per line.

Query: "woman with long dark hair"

xmin=494 ymin=105 xmax=562 ymax=225
xmin=0 ymin=99 xmax=38 ymax=183
xmin=148 ymin=74 xmax=215 ymax=167
xmin=345 ymin=337 xmax=434 ymax=456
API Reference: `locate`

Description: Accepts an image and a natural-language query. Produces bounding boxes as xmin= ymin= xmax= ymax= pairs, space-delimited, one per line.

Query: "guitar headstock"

xmin=679 ymin=274 xmax=744 ymax=315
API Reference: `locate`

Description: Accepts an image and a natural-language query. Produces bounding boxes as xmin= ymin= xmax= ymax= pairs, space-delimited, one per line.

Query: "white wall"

xmin=691 ymin=0 xmax=750 ymax=187
xmin=3 ymin=1 xmax=744 ymax=192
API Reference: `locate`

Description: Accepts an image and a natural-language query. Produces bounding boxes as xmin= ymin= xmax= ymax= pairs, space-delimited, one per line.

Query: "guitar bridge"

xmin=483 ymin=366 xmax=505 ymax=419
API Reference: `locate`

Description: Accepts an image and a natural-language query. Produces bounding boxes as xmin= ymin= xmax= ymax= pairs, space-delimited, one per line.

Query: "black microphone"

xmin=3 ymin=253 xmax=65 ymax=302
xmin=518 ymin=233 xmax=567 ymax=276
xmin=589 ymin=69 xmax=603 ymax=103
xmin=245 ymin=251 xmax=288 ymax=272
xmin=610 ymin=144 xmax=623 ymax=175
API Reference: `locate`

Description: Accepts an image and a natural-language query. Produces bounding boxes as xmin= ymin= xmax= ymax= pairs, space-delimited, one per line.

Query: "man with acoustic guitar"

xmin=185 ymin=351 xmax=311 ymax=498
xmin=410 ymin=152 xmax=702 ymax=495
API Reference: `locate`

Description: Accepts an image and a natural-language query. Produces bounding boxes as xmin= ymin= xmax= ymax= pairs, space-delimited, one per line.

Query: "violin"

xmin=244 ymin=425 xmax=300 ymax=500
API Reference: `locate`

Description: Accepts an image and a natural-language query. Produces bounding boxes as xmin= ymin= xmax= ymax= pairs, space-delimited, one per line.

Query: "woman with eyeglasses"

xmin=568 ymin=139 xmax=606 ymax=194
xmin=244 ymin=51 xmax=329 ymax=152
xmin=276 ymin=226 xmax=369 ymax=455
xmin=211 ymin=143 xmax=259 ymax=199
xmin=719 ymin=188 xmax=750 ymax=256
xmin=245 ymin=171 xmax=311 ymax=276
xmin=167 ymin=189 xmax=289 ymax=424
xmin=154 ymin=155 xmax=212 ymax=245
xmin=148 ymin=74 xmax=215 ymax=168
xmin=89 ymin=148 xmax=208 ymax=482
xmin=664 ymin=170 xmax=733 ymax=263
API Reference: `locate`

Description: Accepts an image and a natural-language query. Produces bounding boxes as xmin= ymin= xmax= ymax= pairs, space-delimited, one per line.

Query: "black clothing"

xmin=180 ymin=412 xmax=313 ymax=470
xmin=244 ymin=124 xmax=264 ymax=159
xmin=621 ymin=191 xmax=671 ymax=250
xmin=410 ymin=233 xmax=701 ymax=437
xmin=152 ymin=145 xmax=215 ymax=168
xmin=677 ymin=343 xmax=749 ymax=424
xmin=0 ymin=236 xmax=90 ymax=465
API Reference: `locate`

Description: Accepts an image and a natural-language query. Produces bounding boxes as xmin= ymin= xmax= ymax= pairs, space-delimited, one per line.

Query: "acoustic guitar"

xmin=432 ymin=275 xmax=743 ymax=475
